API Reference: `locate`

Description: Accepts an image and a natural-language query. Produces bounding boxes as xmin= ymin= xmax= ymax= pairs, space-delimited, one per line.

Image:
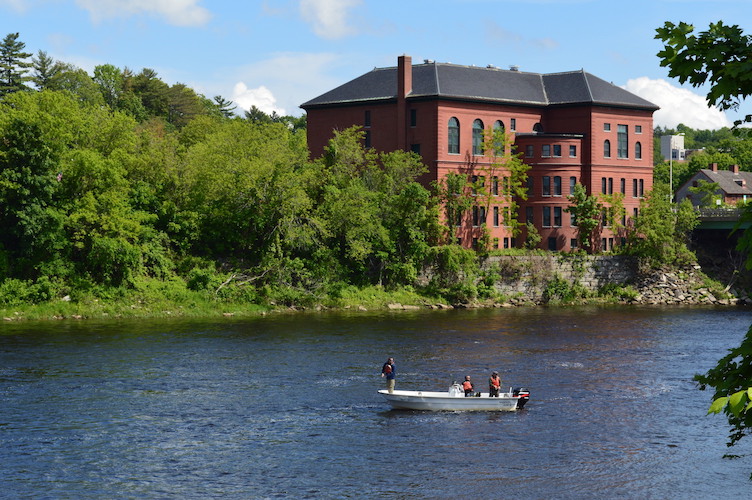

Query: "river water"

xmin=1 ymin=306 xmax=751 ymax=499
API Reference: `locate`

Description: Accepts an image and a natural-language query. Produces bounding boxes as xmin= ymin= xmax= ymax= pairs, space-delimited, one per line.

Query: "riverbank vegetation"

xmin=0 ymin=32 xmax=739 ymax=322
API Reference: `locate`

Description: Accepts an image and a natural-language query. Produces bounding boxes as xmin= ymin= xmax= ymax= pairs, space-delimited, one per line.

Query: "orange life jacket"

xmin=490 ymin=376 xmax=500 ymax=389
xmin=462 ymin=380 xmax=473 ymax=391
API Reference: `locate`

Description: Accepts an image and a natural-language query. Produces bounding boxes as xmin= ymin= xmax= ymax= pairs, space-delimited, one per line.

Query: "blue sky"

xmin=2 ymin=0 xmax=749 ymax=129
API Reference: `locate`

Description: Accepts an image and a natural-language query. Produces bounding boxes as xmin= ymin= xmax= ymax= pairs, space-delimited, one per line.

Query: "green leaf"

xmin=728 ymin=390 xmax=748 ymax=416
xmin=708 ymin=396 xmax=729 ymax=414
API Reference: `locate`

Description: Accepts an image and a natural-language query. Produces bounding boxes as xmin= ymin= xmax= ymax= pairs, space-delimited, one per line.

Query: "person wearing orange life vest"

xmin=489 ymin=371 xmax=501 ymax=397
xmin=462 ymin=375 xmax=474 ymax=397
xmin=381 ymin=357 xmax=395 ymax=393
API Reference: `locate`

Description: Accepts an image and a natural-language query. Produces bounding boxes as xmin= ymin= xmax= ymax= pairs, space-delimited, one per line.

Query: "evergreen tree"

xmin=0 ymin=32 xmax=33 ymax=96
xmin=32 ymin=50 xmax=65 ymax=90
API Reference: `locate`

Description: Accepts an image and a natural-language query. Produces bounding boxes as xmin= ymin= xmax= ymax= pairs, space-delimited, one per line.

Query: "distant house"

xmin=301 ymin=55 xmax=658 ymax=252
xmin=676 ymin=163 xmax=752 ymax=207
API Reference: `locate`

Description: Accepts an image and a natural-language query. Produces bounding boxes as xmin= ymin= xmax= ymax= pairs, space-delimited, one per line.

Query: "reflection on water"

xmin=1 ymin=306 xmax=752 ymax=498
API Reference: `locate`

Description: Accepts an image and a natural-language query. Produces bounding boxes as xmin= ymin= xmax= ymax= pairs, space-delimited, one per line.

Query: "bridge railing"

xmin=697 ymin=207 xmax=745 ymax=221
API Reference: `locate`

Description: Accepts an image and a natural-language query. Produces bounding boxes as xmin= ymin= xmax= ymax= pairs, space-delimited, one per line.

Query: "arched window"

xmin=635 ymin=141 xmax=642 ymax=160
xmin=472 ymin=119 xmax=484 ymax=155
xmin=493 ymin=120 xmax=505 ymax=155
xmin=604 ymin=139 xmax=611 ymax=158
xmin=533 ymin=122 xmax=543 ymax=133
xmin=448 ymin=117 xmax=459 ymax=154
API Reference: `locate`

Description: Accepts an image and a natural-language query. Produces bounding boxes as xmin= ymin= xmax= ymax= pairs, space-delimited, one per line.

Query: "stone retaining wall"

xmin=478 ymin=255 xmax=741 ymax=306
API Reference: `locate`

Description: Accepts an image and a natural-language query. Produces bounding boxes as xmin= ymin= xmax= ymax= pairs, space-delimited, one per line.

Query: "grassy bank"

xmin=0 ymin=279 xmax=448 ymax=323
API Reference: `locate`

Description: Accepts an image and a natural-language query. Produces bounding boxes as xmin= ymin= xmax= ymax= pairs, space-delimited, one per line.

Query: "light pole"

xmin=669 ymin=133 xmax=684 ymax=203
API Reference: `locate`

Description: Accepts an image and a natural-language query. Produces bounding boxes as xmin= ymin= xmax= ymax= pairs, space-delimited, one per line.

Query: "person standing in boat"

xmin=489 ymin=371 xmax=501 ymax=397
xmin=462 ymin=375 xmax=474 ymax=397
xmin=381 ymin=357 xmax=395 ymax=393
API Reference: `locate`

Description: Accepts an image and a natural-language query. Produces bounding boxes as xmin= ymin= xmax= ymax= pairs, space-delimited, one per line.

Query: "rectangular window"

xmin=569 ymin=145 xmax=577 ymax=157
xmin=639 ymin=179 xmax=644 ymax=196
xmin=543 ymin=176 xmax=551 ymax=196
xmin=601 ymin=177 xmax=607 ymax=194
xmin=365 ymin=130 xmax=371 ymax=148
xmin=365 ymin=110 xmax=371 ymax=127
xmin=525 ymin=144 xmax=534 ymax=157
xmin=604 ymin=123 xmax=611 ymax=132
xmin=493 ymin=176 xmax=499 ymax=196
xmin=503 ymin=207 xmax=511 ymax=227
xmin=635 ymin=125 xmax=642 ymax=134
xmin=570 ymin=211 xmax=577 ymax=227
xmin=617 ymin=124 xmax=628 ymax=158
xmin=527 ymin=177 xmax=534 ymax=195
xmin=410 ymin=144 xmax=420 ymax=154
xmin=608 ymin=177 xmax=613 ymax=194
xmin=542 ymin=144 xmax=551 ymax=157
xmin=633 ymin=179 xmax=638 ymax=197
xmin=554 ymin=176 xmax=562 ymax=196
xmin=548 ymin=237 xmax=557 ymax=251
xmin=493 ymin=206 xmax=499 ymax=227
xmin=410 ymin=109 xmax=417 ymax=127
xmin=553 ymin=144 xmax=562 ymax=157
xmin=503 ymin=238 xmax=509 ymax=249
xmin=526 ymin=206 xmax=534 ymax=224
xmin=570 ymin=239 xmax=578 ymax=249
xmin=620 ymin=178 xmax=626 ymax=194
xmin=601 ymin=238 xmax=607 ymax=251
xmin=553 ymin=206 xmax=562 ymax=227
xmin=543 ymin=206 xmax=551 ymax=227
xmin=569 ymin=176 xmax=577 ymax=195
xmin=510 ymin=118 xmax=516 ymax=131
xmin=502 ymin=176 xmax=510 ymax=196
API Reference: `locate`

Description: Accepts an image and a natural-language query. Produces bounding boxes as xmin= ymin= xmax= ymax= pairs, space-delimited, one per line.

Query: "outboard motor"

xmin=448 ymin=383 xmax=463 ymax=397
xmin=513 ymin=388 xmax=530 ymax=409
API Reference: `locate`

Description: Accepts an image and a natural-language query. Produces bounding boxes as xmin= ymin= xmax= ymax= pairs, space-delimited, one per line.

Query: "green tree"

xmin=93 ymin=64 xmax=124 ymax=109
xmin=0 ymin=32 xmax=33 ymax=96
xmin=213 ymin=95 xmax=237 ymax=118
xmin=625 ymin=184 xmax=698 ymax=267
xmin=565 ymin=183 xmax=602 ymax=253
xmin=0 ymin=119 xmax=66 ymax=278
xmin=689 ymin=179 xmax=722 ymax=207
xmin=656 ymin=21 xmax=752 ymax=126
xmin=32 ymin=50 xmax=65 ymax=90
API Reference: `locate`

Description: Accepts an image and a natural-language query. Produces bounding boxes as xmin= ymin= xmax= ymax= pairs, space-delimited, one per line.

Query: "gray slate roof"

xmin=695 ymin=169 xmax=752 ymax=195
xmin=301 ymin=61 xmax=658 ymax=110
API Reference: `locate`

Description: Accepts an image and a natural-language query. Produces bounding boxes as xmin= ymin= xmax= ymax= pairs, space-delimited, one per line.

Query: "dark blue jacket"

xmin=382 ymin=362 xmax=395 ymax=380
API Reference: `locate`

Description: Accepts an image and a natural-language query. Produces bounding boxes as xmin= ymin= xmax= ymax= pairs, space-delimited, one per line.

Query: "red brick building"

xmin=301 ymin=55 xmax=658 ymax=252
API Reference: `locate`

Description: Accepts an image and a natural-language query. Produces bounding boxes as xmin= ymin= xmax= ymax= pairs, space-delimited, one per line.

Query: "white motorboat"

xmin=378 ymin=383 xmax=530 ymax=411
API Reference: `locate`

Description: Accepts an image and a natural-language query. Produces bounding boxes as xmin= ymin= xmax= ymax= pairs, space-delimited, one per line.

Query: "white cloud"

xmin=623 ymin=77 xmax=732 ymax=130
xmin=75 ymin=0 xmax=211 ymax=27
xmin=232 ymin=82 xmax=286 ymax=116
xmin=217 ymin=52 xmax=342 ymax=117
xmin=0 ymin=0 xmax=27 ymax=13
xmin=299 ymin=0 xmax=361 ymax=39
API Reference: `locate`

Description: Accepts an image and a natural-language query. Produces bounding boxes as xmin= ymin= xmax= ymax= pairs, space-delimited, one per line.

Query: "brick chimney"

xmin=398 ymin=55 xmax=412 ymax=99
xmin=731 ymin=164 xmax=740 ymax=173
xmin=396 ymin=55 xmax=412 ymax=150
xmin=710 ymin=163 xmax=718 ymax=172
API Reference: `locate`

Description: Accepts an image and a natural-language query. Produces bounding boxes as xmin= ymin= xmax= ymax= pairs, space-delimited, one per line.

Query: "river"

xmin=1 ymin=306 xmax=751 ymax=499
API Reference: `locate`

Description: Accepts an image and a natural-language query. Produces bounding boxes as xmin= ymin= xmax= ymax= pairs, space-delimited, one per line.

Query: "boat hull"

xmin=378 ymin=390 xmax=520 ymax=411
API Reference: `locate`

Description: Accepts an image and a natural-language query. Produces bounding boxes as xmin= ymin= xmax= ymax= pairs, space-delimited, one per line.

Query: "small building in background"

xmin=661 ymin=134 xmax=686 ymax=162
xmin=676 ymin=163 xmax=752 ymax=207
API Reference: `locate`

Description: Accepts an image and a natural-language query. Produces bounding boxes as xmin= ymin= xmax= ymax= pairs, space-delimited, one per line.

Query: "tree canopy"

xmin=658 ymin=20 xmax=752 ymax=473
